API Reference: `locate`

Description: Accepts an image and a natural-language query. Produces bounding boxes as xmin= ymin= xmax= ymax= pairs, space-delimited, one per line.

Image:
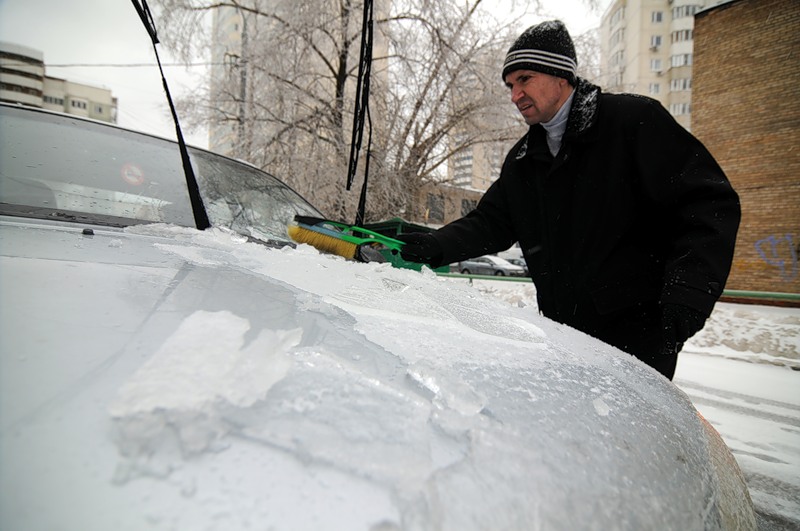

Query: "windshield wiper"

xmin=131 ymin=0 xmax=210 ymax=231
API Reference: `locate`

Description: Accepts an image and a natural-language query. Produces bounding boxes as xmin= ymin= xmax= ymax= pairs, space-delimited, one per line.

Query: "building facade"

xmin=0 ymin=41 xmax=117 ymax=123
xmin=692 ymin=0 xmax=799 ymax=295
xmin=448 ymin=136 xmax=506 ymax=192
xmin=0 ymin=42 xmax=44 ymax=108
xmin=415 ymin=182 xmax=484 ymax=227
xmin=599 ymin=0 xmax=725 ymax=130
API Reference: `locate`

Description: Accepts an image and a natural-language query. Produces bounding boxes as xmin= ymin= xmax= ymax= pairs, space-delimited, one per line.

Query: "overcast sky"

xmin=0 ymin=0 xmax=208 ymax=145
xmin=0 ymin=0 xmax=606 ymax=150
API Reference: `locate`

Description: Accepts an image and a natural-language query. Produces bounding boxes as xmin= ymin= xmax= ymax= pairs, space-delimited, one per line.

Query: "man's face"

xmin=504 ymin=69 xmax=570 ymax=125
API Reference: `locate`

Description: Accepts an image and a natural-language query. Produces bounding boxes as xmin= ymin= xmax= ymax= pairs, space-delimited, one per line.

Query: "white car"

xmin=0 ymin=103 xmax=756 ymax=530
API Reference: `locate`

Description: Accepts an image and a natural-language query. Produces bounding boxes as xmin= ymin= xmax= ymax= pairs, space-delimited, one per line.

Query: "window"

xmin=95 ymin=105 xmax=104 ymax=114
xmin=671 ymin=78 xmax=692 ymax=91
xmin=610 ymin=6 xmax=625 ymax=26
xmin=70 ymin=100 xmax=87 ymax=110
xmin=1 ymin=82 xmax=41 ymax=97
xmin=669 ymin=103 xmax=691 ymax=115
xmin=673 ymin=5 xmax=701 ymax=18
xmin=652 ymin=11 xmax=663 ymax=23
xmin=426 ymin=194 xmax=444 ymax=223
xmin=671 ymin=29 xmax=694 ymax=43
xmin=650 ymin=35 xmax=662 ymax=48
xmin=650 ymin=59 xmax=662 ymax=72
xmin=671 ymin=54 xmax=693 ymax=67
xmin=461 ymin=199 xmax=477 ymax=216
xmin=611 ymin=28 xmax=625 ymax=47
xmin=649 ymin=83 xmax=660 ymax=95
xmin=452 ymin=146 xmax=473 ymax=185
xmin=43 ymin=95 xmax=64 ymax=105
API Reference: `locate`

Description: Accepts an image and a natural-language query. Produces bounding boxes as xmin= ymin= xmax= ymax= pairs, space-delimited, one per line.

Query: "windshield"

xmin=191 ymin=150 xmax=320 ymax=242
xmin=0 ymin=104 xmax=321 ymax=241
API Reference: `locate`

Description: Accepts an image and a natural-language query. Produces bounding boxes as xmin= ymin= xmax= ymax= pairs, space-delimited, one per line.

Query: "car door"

xmin=474 ymin=257 xmax=492 ymax=275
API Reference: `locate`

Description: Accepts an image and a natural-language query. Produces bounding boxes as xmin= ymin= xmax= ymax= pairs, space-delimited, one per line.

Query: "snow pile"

xmin=688 ymin=304 xmax=800 ymax=366
xmin=461 ymin=277 xmax=800 ymax=368
xmin=109 ymin=311 xmax=299 ymax=465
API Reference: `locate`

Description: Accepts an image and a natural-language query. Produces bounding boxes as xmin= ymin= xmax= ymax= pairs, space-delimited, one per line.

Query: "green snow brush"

xmin=287 ymin=215 xmax=404 ymax=262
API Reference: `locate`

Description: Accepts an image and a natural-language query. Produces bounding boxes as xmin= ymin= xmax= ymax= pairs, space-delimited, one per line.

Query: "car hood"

xmin=0 ymin=218 xmax=754 ymax=530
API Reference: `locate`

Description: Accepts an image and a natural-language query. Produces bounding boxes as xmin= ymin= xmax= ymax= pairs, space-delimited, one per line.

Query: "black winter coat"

xmin=431 ymin=79 xmax=740 ymax=367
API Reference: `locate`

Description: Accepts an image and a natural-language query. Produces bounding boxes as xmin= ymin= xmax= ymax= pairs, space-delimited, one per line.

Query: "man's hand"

xmin=396 ymin=232 xmax=443 ymax=267
xmin=662 ymin=303 xmax=707 ymax=356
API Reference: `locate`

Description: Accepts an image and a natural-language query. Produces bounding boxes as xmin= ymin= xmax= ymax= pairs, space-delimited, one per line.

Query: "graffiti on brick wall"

xmin=754 ymin=234 xmax=798 ymax=282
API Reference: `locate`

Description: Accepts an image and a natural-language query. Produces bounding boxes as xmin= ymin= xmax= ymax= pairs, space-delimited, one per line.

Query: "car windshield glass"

xmin=191 ymin=150 xmax=320 ymax=242
xmin=0 ymin=105 xmax=321 ymax=241
xmin=0 ymin=106 xmax=196 ymax=227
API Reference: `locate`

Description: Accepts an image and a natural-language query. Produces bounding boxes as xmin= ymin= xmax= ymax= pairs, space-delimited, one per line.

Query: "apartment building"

xmin=599 ymin=0 xmax=723 ymax=130
xmin=0 ymin=42 xmax=44 ymax=108
xmin=448 ymin=134 xmax=506 ymax=192
xmin=0 ymin=41 xmax=117 ymax=123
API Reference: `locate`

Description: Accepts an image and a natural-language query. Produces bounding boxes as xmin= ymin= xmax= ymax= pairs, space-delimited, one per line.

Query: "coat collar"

xmin=564 ymin=78 xmax=601 ymax=139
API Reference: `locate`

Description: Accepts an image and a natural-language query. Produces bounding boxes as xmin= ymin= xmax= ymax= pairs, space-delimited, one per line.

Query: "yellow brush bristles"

xmin=288 ymin=224 xmax=358 ymax=260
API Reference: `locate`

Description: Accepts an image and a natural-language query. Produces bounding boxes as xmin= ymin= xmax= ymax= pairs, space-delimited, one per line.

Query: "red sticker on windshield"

xmin=121 ymin=163 xmax=145 ymax=185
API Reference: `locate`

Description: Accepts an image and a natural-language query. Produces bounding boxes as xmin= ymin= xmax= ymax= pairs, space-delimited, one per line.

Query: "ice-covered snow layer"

xmin=461 ymin=277 xmax=800 ymax=529
xmin=0 ymin=224 xmax=761 ymax=530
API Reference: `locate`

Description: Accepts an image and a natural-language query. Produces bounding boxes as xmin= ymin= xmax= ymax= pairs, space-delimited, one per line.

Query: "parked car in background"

xmin=458 ymin=254 xmax=527 ymax=277
xmin=0 ymin=103 xmax=756 ymax=530
xmin=506 ymin=256 xmax=529 ymax=276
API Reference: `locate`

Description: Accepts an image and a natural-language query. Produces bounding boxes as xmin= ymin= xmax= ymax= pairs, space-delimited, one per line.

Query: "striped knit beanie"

xmin=502 ymin=20 xmax=577 ymax=85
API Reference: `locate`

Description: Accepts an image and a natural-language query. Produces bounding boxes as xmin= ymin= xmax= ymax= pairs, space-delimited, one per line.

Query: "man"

xmin=397 ymin=20 xmax=740 ymax=380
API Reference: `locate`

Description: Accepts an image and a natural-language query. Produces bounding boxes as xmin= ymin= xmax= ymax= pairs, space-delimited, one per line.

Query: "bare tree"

xmin=371 ymin=0 xmax=525 ymax=221
xmin=573 ymin=27 xmax=601 ymax=84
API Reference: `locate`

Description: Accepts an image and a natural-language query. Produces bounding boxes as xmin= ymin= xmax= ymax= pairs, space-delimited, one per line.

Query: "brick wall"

xmin=693 ymin=0 xmax=800 ymax=294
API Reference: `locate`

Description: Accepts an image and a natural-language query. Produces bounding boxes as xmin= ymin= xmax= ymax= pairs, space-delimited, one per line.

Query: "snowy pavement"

xmin=675 ymin=352 xmax=800 ymax=530
xmin=460 ymin=278 xmax=800 ymax=530
xmin=676 ymin=303 xmax=800 ymax=531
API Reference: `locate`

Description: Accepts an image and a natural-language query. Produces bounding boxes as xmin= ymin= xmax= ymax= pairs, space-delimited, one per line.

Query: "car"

xmin=458 ymin=254 xmax=527 ymax=277
xmin=506 ymin=256 xmax=529 ymax=275
xmin=0 ymin=103 xmax=756 ymax=530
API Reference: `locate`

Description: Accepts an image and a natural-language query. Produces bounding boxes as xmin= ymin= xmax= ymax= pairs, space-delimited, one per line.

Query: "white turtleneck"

xmin=541 ymin=88 xmax=575 ymax=156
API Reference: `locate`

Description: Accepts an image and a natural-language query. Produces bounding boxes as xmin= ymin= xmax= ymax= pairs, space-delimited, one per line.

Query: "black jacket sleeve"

xmin=429 ymin=175 xmax=517 ymax=267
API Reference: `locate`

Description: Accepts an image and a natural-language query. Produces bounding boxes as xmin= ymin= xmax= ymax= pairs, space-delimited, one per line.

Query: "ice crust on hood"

xmin=106 ymin=224 xmax=745 ymax=530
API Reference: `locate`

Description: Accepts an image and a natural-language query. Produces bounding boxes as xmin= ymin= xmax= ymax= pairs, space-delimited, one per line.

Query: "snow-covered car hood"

xmin=0 ymin=218 xmax=754 ymax=530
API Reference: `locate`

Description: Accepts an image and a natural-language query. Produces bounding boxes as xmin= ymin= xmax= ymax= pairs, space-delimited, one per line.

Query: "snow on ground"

xmin=454 ymin=277 xmax=800 ymax=530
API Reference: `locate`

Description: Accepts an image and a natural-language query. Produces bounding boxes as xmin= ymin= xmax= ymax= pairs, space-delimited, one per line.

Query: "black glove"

xmin=661 ymin=303 xmax=707 ymax=356
xmin=396 ymin=232 xmax=443 ymax=267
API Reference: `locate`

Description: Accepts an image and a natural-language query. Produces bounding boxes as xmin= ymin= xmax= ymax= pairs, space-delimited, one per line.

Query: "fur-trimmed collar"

xmin=565 ymin=78 xmax=601 ymax=138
